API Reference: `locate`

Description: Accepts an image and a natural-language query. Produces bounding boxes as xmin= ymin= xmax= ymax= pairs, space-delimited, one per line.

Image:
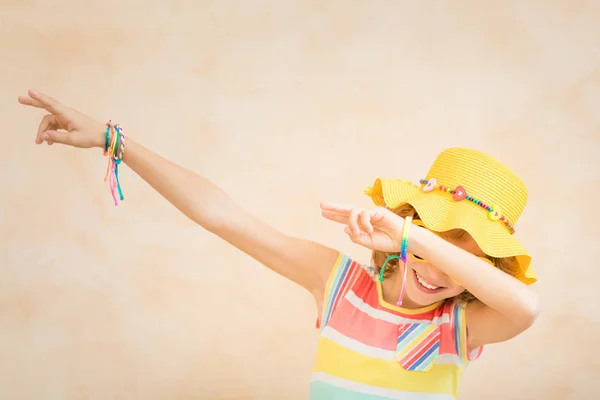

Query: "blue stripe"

xmin=410 ymin=341 xmax=440 ymax=371
xmin=322 ymin=256 xmax=353 ymax=327
xmin=452 ymin=303 xmax=460 ymax=355
xmin=322 ymin=257 xmax=346 ymax=325
xmin=324 ymin=256 xmax=351 ymax=321
xmin=397 ymin=323 xmax=427 ymax=345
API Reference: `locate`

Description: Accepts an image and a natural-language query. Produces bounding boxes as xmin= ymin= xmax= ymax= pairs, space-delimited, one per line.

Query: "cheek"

xmin=444 ymin=283 xmax=466 ymax=297
xmin=409 ymin=262 xmax=446 ymax=282
xmin=407 ymin=259 xmax=428 ymax=275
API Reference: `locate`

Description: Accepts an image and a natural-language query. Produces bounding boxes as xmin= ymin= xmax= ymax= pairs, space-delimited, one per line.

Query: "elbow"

xmin=519 ymin=291 xmax=541 ymax=330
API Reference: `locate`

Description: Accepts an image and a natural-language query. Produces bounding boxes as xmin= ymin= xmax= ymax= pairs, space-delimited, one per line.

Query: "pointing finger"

xmin=18 ymin=95 xmax=45 ymax=109
xmin=27 ymin=89 xmax=68 ymax=115
xmin=321 ymin=210 xmax=349 ymax=225
xmin=319 ymin=202 xmax=353 ymax=215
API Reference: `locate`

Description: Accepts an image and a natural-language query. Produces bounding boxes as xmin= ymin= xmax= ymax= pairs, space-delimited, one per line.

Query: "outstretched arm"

xmin=121 ymin=139 xmax=339 ymax=299
xmin=19 ymin=89 xmax=339 ymax=302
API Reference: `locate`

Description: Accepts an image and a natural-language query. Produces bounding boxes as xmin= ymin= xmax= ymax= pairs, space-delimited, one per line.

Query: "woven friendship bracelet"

xmin=104 ymin=121 xmax=126 ymax=205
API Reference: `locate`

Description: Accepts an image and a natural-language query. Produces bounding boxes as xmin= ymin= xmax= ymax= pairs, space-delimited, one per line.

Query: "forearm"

xmin=121 ymin=138 xmax=338 ymax=294
xmin=122 ymin=138 xmax=232 ymax=230
xmin=410 ymin=228 xmax=539 ymax=321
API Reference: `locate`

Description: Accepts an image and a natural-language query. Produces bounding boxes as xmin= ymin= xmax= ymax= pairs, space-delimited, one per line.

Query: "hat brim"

xmin=366 ymin=178 xmax=536 ymax=285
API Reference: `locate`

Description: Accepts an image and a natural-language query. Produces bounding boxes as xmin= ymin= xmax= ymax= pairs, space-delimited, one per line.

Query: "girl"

xmin=18 ymin=90 xmax=539 ymax=399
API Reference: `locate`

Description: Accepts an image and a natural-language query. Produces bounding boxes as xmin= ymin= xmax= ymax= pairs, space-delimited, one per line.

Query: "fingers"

xmin=29 ymin=89 xmax=68 ymax=115
xmin=321 ymin=210 xmax=349 ymax=225
xmin=369 ymin=207 xmax=388 ymax=222
xmin=320 ymin=202 xmax=362 ymax=232
xmin=321 ymin=202 xmax=376 ymax=234
xmin=348 ymin=207 xmax=362 ymax=235
xmin=40 ymin=130 xmax=72 ymax=146
xmin=343 ymin=226 xmax=372 ymax=248
xmin=19 ymin=89 xmax=68 ymax=115
xmin=319 ymin=202 xmax=352 ymax=215
xmin=322 ymin=204 xmax=400 ymax=252
xmin=359 ymin=209 xmax=374 ymax=234
xmin=36 ymin=114 xmax=57 ymax=144
xmin=18 ymin=95 xmax=45 ymax=109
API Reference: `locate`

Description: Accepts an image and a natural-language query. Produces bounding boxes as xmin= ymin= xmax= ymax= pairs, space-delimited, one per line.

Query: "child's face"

xmin=403 ymin=229 xmax=486 ymax=307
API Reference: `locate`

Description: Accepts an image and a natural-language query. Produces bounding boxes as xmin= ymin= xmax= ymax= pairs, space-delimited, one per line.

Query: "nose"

xmin=421 ymin=264 xmax=449 ymax=281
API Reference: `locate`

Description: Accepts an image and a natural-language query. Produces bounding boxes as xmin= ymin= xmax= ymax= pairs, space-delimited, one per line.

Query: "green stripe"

xmin=310 ymin=381 xmax=394 ymax=400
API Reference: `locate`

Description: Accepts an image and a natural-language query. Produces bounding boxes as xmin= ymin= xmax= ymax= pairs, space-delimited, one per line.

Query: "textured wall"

xmin=2 ymin=1 xmax=599 ymax=399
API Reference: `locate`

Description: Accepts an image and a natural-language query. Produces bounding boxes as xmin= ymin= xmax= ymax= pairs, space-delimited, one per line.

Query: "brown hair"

xmin=370 ymin=204 xmax=521 ymax=303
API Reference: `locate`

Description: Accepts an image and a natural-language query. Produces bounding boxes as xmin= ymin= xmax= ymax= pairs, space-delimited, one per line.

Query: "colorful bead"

xmin=422 ymin=178 xmax=437 ymax=193
xmin=378 ymin=216 xmax=413 ymax=307
xmin=452 ymin=186 xmax=467 ymax=201
xmin=489 ymin=205 xmax=501 ymax=221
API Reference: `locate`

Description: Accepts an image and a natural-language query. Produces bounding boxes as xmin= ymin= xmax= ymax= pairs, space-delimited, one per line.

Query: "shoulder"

xmin=315 ymin=253 xmax=377 ymax=328
xmin=322 ymin=254 xmax=377 ymax=302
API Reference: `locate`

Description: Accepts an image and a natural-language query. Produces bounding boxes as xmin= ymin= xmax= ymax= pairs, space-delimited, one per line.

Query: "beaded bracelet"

xmin=103 ymin=121 xmax=125 ymax=205
xmin=396 ymin=215 xmax=412 ymax=306
xmin=378 ymin=215 xmax=413 ymax=307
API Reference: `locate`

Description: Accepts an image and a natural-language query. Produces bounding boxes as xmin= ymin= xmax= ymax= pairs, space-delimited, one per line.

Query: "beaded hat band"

xmin=419 ymin=178 xmax=515 ymax=234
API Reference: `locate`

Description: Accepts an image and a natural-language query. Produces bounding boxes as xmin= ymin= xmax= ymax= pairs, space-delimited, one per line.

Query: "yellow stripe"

xmin=375 ymin=280 xmax=444 ymax=314
xmin=313 ymin=338 xmax=463 ymax=396
xmin=395 ymin=326 xmax=436 ymax=359
xmin=323 ymin=252 xmax=345 ymax=306
xmin=456 ymin=303 xmax=469 ymax=366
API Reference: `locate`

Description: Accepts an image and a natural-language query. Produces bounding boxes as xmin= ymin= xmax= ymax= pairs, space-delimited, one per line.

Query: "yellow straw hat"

xmin=364 ymin=147 xmax=536 ymax=285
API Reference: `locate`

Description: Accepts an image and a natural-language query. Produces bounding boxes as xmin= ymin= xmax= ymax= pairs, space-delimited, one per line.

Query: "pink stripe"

xmin=400 ymin=329 xmax=440 ymax=368
xmin=327 ymin=298 xmax=399 ymax=351
xmin=397 ymin=323 xmax=414 ymax=337
xmin=438 ymin=301 xmax=460 ymax=355
xmin=332 ymin=262 xmax=360 ymax=311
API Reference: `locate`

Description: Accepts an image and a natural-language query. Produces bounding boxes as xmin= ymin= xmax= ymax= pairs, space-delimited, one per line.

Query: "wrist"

xmin=407 ymin=224 xmax=429 ymax=255
xmin=94 ymin=123 xmax=108 ymax=149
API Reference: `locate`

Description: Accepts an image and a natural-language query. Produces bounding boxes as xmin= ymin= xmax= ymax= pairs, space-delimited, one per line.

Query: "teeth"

xmin=416 ymin=273 xmax=440 ymax=290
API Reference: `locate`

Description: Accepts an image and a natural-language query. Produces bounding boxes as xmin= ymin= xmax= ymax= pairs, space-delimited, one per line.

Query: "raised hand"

xmin=320 ymin=202 xmax=410 ymax=252
xmin=18 ymin=89 xmax=106 ymax=148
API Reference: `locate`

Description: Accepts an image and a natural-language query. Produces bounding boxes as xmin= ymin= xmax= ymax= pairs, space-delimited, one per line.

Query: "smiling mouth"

xmin=414 ymin=270 xmax=446 ymax=291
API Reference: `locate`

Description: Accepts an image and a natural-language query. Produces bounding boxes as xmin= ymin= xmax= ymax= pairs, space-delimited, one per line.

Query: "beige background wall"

xmin=2 ymin=1 xmax=599 ymax=399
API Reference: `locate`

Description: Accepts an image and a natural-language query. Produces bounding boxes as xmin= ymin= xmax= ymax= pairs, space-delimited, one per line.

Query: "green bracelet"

xmin=104 ymin=125 xmax=110 ymax=152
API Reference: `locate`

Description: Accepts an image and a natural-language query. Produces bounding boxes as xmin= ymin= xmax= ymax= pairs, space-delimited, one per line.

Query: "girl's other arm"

xmin=19 ymin=90 xmax=339 ymax=302
xmin=124 ymin=139 xmax=339 ymax=300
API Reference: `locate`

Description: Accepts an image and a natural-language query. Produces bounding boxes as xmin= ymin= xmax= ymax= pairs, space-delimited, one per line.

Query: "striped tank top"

xmin=311 ymin=253 xmax=483 ymax=399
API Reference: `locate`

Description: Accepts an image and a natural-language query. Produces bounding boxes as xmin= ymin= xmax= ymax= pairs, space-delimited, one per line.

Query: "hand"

xmin=320 ymin=202 xmax=410 ymax=253
xmin=18 ymin=89 xmax=106 ymax=148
